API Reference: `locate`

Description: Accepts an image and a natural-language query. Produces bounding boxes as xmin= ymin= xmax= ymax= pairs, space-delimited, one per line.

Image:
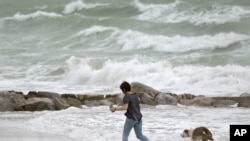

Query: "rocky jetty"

xmin=0 ymin=82 xmax=250 ymax=112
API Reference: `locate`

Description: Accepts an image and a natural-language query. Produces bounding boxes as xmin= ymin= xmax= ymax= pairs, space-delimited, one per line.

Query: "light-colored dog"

xmin=181 ymin=127 xmax=214 ymax=141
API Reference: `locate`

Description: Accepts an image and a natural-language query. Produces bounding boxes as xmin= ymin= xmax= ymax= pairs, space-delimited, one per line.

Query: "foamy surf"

xmin=73 ymin=25 xmax=249 ymax=52
xmin=0 ymin=0 xmax=249 ymax=96
xmin=4 ymin=11 xmax=63 ymax=21
xmin=51 ymin=56 xmax=250 ymax=96
xmin=134 ymin=0 xmax=250 ymax=25
xmin=75 ymin=25 xmax=117 ymax=37
xmin=63 ymin=0 xmax=109 ymax=14
xmin=0 ymin=106 xmax=244 ymax=141
xmin=113 ymin=31 xmax=249 ymax=52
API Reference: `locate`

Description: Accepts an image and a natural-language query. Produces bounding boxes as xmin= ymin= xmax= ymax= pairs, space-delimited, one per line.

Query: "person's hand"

xmin=109 ymin=104 xmax=116 ymax=113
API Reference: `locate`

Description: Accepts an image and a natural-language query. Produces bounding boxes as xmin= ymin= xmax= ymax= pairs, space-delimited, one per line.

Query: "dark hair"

xmin=120 ymin=81 xmax=131 ymax=93
xmin=184 ymin=130 xmax=189 ymax=134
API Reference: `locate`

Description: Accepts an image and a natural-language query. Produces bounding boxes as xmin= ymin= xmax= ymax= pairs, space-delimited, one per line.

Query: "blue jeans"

xmin=122 ymin=117 xmax=150 ymax=141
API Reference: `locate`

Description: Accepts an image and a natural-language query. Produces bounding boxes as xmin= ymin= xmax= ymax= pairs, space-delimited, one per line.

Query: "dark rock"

xmin=84 ymin=100 xmax=100 ymax=107
xmin=63 ymin=97 xmax=82 ymax=108
xmin=79 ymin=95 xmax=106 ymax=103
xmin=76 ymin=94 xmax=116 ymax=106
xmin=100 ymin=99 xmax=113 ymax=105
xmin=238 ymin=99 xmax=250 ymax=108
xmin=179 ymin=97 xmax=213 ymax=107
xmin=36 ymin=102 xmax=55 ymax=111
xmin=2 ymin=84 xmax=250 ymax=111
xmin=53 ymin=97 xmax=70 ymax=110
xmin=193 ymin=97 xmax=213 ymax=107
xmin=155 ymin=93 xmax=178 ymax=105
xmin=212 ymin=97 xmax=250 ymax=108
xmin=25 ymin=91 xmax=37 ymax=99
xmin=240 ymin=93 xmax=250 ymax=97
xmin=61 ymin=94 xmax=77 ymax=99
xmin=36 ymin=91 xmax=60 ymax=98
xmin=131 ymin=82 xmax=161 ymax=94
xmin=178 ymin=93 xmax=196 ymax=100
xmin=24 ymin=97 xmax=55 ymax=111
xmin=138 ymin=92 xmax=156 ymax=106
xmin=0 ymin=91 xmax=26 ymax=111
xmin=26 ymin=91 xmax=60 ymax=99
xmin=212 ymin=99 xmax=237 ymax=107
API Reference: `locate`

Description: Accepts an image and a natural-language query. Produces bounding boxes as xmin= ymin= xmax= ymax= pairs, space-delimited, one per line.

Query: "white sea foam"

xmin=113 ymin=30 xmax=249 ymax=52
xmin=165 ymin=5 xmax=250 ymax=25
xmin=1 ymin=24 xmax=249 ymax=95
xmin=63 ymin=0 xmax=109 ymax=14
xmin=4 ymin=54 xmax=250 ymax=96
xmin=13 ymin=106 xmax=250 ymax=141
xmin=75 ymin=25 xmax=117 ymax=36
xmin=133 ymin=0 xmax=181 ymax=20
xmin=74 ymin=26 xmax=249 ymax=52
xmin=1 ymin=0 xmax=249 ymax=98
xmin=61 ymin=56 xmax=250 ymax=96
xmin=134 ymin=0 xmax=250 ymax=25
xmin=4 ymin=11 xmax=63 ymax=21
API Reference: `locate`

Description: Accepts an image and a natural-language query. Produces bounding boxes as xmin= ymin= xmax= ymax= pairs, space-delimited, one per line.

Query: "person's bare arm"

xmin=110 ymin=104 xmax=128 ymax=112
xmin=116 ymin=104 xmax=128 ymax=111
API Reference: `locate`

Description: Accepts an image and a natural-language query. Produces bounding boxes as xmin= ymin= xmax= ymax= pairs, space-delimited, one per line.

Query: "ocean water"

xmin=0 ymin=0 xmax=250 ymax=96
xmin=0 ymin=105 xmax=250 ymax=141
xmin=0 ymin=1 xmax=250 ymax=140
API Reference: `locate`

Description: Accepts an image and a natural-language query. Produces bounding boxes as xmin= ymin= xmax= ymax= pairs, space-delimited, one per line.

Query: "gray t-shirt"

xmin=123 ymin=93 xmax=142 ymax=121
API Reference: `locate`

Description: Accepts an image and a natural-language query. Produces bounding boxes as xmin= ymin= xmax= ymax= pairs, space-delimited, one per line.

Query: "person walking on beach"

xmin=110 ymin=81 xmax=150 ymax=141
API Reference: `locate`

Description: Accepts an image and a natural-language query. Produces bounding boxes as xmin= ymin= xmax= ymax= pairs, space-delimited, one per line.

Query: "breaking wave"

xmin=4 ymin=11 xmax=63 ymax=21
xmin=133 ymin=0 xmax=250 ymax=25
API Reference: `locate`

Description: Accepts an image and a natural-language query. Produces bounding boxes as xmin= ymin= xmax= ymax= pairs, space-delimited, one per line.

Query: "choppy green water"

xmin=0 ymin=0 xmax=250 ymax=96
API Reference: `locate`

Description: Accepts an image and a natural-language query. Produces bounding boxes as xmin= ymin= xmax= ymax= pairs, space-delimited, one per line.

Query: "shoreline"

xmin=1 ymin=105 xmax=249 ymax=141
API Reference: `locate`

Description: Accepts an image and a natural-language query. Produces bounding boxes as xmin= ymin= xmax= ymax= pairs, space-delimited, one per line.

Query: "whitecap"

xmin=112 ymin=30 xmax=249 ymax=52
xmin=4 ymin=11 xmax=63 ymax=21
xmin=60 ymin=56 xmax=250 ymax=96
xmin=63 ymin=0 xmax=109 ymax=14
xmin=72 ymin=25 xmax=249 ymax=52
xmin=75 ymin=25 xmax=117 ymax=37
xmin=133 ymin=0 xmax=250 ymax=25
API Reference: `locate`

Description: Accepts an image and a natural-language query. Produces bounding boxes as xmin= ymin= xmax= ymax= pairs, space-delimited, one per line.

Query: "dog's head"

xmin=181 ymin=129 xmax=191 ymax=138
